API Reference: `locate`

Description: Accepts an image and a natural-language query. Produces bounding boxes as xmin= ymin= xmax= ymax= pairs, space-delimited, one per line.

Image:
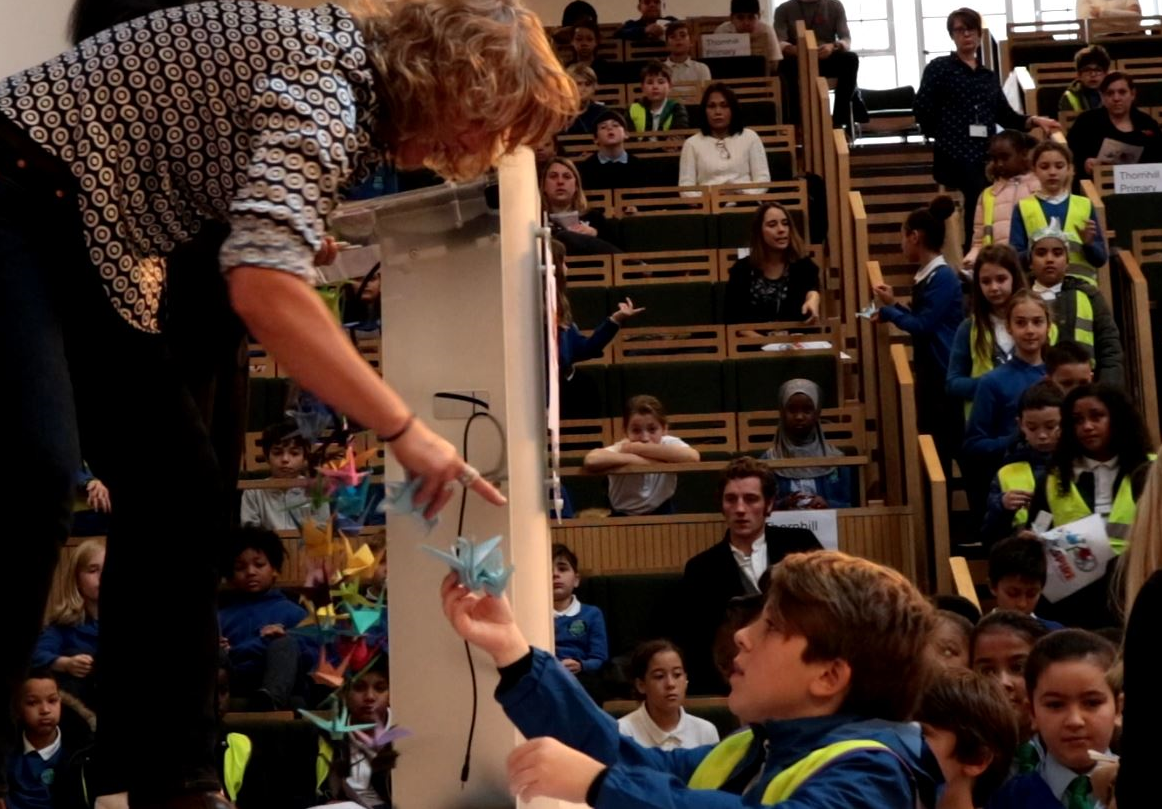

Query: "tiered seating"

xmin=1018 ymin=56 xmax=1162 ymax=121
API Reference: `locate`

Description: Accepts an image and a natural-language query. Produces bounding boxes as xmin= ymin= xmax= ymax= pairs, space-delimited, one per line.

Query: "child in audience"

xmin=1026 ymin=219 xmax=1123 ymax=387
xmin=723 ymin=201 xmax=821 ymax=327
xmin=948 ymin=244 xmax=1028 ymax=419
xmin=761 ymin=378 xmax=855 ymax=509
xmin=551 ymin=543 xmax=609 ymax=675
xmin=963 ymin=292 xmax=1052 ymax=494
xmin=579 ymin=110 xmax=657 ymax=191
xmin=218 ymin=527 xmax=311 ymax=710
xmin=614 ymin=0 xmax=677 ymax=41
xmin=441 ymin=550 xmax=942 ymax=806
xmin=990 ymin=630 xmax=1119 ymax=808
xmin=240 ymin=418 xmax=330 ymax=532
xmin=662 ymin=21 xmax=710 ymax=84
xmin=553 ymin=240 xmax=641 ymax=381
xmin=679 ymin=83 xmax=770 ymax=193
xmin=584 ymin=395 xmax=700 ymax=516
xmin=928 ymin=609 xmax=973 ymax=670
xmin=1045 ymin=341 xmax=1094 ymax=394
xmin=1026 ymin=383 xmax=1154 ymax=628
xmin=628 ymin=62 xmax=689 ymax=133
xmin=569 ymin=20 xmax=614 ymax=84
xmin=617 ymin=640 xmax=719 ymax=749
xmin=916 ymin=669 xmax=1019 ymax=809
xmin=874 ymin=195 xmax=964 ymax=471
xmin=714 ymin=0 xmax=783 ymax=71
xmin=981 ymin=381 xmax=1063 ymax=545
xmin=971 ymin=611 xmax=1048 ymax=748
xmin=962 ymin=132 xmax=1039 ymax=271
xmin=6 ymin=671 xmax=68 ymax=808
xmin=1009 ymin=141 xmax=1107 ymax=283
xmin=320 ymin=655 xmax=396 ymax=808
xmin=563 ymin=64 xmax=607 ymax=136
xmin=32 ymin=538 xmax=104 ymax=705
xmin=987 ymin=533 xmax=1064 ymax=630
xmin=1059 ymin=45 xmax=1110 ymax=113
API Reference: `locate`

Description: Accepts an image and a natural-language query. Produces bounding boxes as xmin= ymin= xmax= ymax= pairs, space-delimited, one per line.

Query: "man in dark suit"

xmin=579 ymin=110 xmax=657 ymax=192
xmin=679 ymin=457 xmax=822 ymax=694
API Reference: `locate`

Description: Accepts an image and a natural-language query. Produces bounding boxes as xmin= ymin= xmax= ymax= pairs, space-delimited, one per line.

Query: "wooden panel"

xmin=587 ymin=188 xmax=614 ymax=214
xmin=738 ymin=405 xmax=868 ymax=454
xmin=550 ymin=508 xmax=915 ymax=576
xmin=614 ymin=184 xmax=712 ymax=214
xmin=1115 ymin=252 xmax=1160 ymax=441
xmin=709 ymin=178 xmax=806 ymax=213
xmin=624 ymin=39 xmax=671 ymax=61
xmin=613 ymin=325 xmax=727 ymax=363
xmin=613 ymin=250 xmax=718 ymax=284
xmin=1030 ymin=61 xmax=1078 ymax=85
xmin=892 ymin=343 xmax=923 ymax=587
xmin=561 ymin=253 xmax=614 ymax=287
xmin=1079 ymin=179 xmax=1114 ymax=302
xmin=1132 ymin=228 xmax=1162 ymax=263
xmin=558 ymin=418 xmax=613 ymax=464
xmin=726 ymin=319 xmax=842 ymax=358
xmin=665 ymin=412 xmax=738 ymax=455
xmin=593 ymin=84 xmax=628 ymax=107
xmin=1117 ymin=56 xmax=1162 ymax=82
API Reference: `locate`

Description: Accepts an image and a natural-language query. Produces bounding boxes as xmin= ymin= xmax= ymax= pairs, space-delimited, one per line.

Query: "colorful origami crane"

xmin=420 ymin=535 xmax=513 ymax=598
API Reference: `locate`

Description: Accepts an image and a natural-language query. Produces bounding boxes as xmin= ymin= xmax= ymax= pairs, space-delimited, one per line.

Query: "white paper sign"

xmin=767 ymin=509 xmax=838 ymax=551
xmin=1097 ymin=137 xmax=1144 ymax=165
xmin=1114 ymin=163 xmax=1162 ymax=194
xmin=1040 ymin=513 xmax=1114 ymax=603
xmin=701 ymin=33 xmax=751 ymax=58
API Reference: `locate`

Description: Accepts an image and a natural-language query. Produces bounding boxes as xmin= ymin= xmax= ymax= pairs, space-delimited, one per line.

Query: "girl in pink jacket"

xmin=962 ymin=132 xmax=1039 ymax=271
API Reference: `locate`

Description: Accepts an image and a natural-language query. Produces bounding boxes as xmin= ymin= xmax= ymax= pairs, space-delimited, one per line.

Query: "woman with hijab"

xmin=760 ymin=379 xmax=854 ymax=509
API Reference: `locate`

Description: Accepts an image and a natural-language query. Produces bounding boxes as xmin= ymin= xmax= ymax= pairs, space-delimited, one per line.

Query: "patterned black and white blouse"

xmin=0 ymin=0 xmax=384 ymax=332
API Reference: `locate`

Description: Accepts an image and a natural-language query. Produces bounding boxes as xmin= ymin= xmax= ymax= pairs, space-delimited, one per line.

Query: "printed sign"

xmin=1113 ymin=163 xmax=1162 ymax=194
xmin=767 ymin=509 xmax=838 ymax=551
xmin=1040 ymin=514 xmax=1113 ymax=603
xmin=701 ymin=33 xmax=751 ymax=58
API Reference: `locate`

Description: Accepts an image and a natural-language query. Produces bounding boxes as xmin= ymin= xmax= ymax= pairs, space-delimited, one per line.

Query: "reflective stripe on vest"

xmin=223 ymin=732 xmax=252 ymax=804
xmin=1063 ymin=90 xmax=1082 ymax=112
xmin=998 ymin=461 xmax=1037 ymax=527
xmin=981 ymin=187 xmax=997 ymax=245
xmin=1044 ymin=464 xmax=1153 ymax=554
xmin=1018 ymin=195 xmax=1095 ymax=270
xmin=1071 ymin=289 xmax=1094 ymax=351
xmin=317 ymin=738 xmax=333 ymax=794
xmin=687 ymin=730 xmax=891 ymax=803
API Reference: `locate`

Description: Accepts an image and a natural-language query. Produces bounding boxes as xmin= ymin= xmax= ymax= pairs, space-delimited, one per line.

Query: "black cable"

xmin=454 ymin=409 xmax=505 ymax=787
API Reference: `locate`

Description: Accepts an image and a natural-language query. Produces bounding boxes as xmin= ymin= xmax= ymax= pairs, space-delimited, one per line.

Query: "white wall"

xmin=0 ymin=0 xmax=71 ymax=77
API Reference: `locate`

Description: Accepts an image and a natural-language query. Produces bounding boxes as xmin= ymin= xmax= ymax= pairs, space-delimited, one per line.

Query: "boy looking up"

xmin=440 ymin=551 xmax=942 ymax=807
xmin=580 ymin=110 xmax=657 ymax=191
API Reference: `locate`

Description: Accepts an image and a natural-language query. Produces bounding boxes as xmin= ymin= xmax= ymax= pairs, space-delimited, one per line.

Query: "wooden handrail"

xmin=562 ymin=456 xmax=870 ymax=476
xmin=950 ymin=557 xmax=982 ymax=611
xmin=1117 ymin=251 xmax=1160 ymax=440
xmin=1080 ymin=178 xmax=1114 ymax=300
xmin=919 ymin=434 xmax=950 ymax=594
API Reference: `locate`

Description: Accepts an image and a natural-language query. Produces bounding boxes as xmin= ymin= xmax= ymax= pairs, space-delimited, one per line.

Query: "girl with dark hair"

xmin=723 ymin=202 xmax=820 ymax=328
xmin=616 ymin=640 xmax=719 ymax=750
xmin=947 ymin=244 xmax=1028 ymax=419
xmin=1027 ymin=383 xmax=1155 ymax=627
xmin=961 ymin=131 xmax=1038 ymax=270
xmin=678 ymin=84 xmax=769 ymax=192
xmin=874 ymin=196 xmax=965 ymax=469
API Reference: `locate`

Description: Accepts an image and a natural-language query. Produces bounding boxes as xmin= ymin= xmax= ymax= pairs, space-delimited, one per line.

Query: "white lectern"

xmin=331 ymin=150 xmax=553 ymax=807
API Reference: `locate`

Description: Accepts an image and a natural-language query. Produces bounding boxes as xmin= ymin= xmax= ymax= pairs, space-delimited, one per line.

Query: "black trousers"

xmin=781 ymin=49 xmax=860 ymax=131
xmin=0 ymin=120 xmax=225 ymax=803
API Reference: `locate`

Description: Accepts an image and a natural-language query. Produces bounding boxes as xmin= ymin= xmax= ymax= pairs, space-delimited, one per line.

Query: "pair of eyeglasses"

xmin=1080 ymin=66 xmax=1105 ymax=74
xmin=950 ymin=26 xmax=976 ymax=35
xmin=715 ymin=139 xmax=731 ymax=160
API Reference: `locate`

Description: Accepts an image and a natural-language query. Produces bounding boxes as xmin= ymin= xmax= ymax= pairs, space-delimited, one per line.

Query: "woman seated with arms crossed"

xmin=723 ymin=202 xmax=820 ymax=335
xmin=762 ymin=379 xmax=855 ymax=509
xmin=679 ymin=83 xmax=770 ymax=195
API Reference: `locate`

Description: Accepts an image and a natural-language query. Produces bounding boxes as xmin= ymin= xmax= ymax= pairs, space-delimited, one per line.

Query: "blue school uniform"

xmin=553 ymin=599 xmax=609 ymax=672
xmin=6 ymin=732 xmax=65 ymax=809
xmin=990 ymin=750 xmax=1104 ymax=809
xmin=31 ymin=619 xmax=99 ymax=669
xmin=963 ymin=358 xmax=1047 ymax=458
xmin=218 ymin=589 xmax=310 ymax=677
xmin=496 ymin=647 xmax=941 ymax=808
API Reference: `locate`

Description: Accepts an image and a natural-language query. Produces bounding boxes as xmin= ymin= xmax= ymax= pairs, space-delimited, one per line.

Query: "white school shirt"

xmin=678 ymin=129 xmax=770 ymax=195
xmin=22 ymin=729 xmax=62 ymax=760
xmin=618 ymin=705 xmax=721 ymax=750
xmin=990 ymin=314 xmax=1015 ymax=358
xmin=606 ymin=434 xmax=689 ymax=515
xmin=1074 ymin=455 xmax=1120 ymax=517
xmin=664 ymin=58 xmax=712 ymax=84
xmin=914 ymin=255 xmax=947 ymax=285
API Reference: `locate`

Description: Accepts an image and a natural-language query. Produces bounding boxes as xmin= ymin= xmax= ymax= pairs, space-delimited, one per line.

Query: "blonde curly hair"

xmin=45 ymin=538 xmax=105 ymax=628
xmin=351 ymin=0 xmax=580 ymax=180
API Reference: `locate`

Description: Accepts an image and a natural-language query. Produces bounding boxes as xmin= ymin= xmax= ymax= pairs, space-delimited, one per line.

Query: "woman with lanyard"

xmin=914 ymin=7 xmax=1058 ymax=251
xmin=0 ymin=0 xmax=575 ymax=805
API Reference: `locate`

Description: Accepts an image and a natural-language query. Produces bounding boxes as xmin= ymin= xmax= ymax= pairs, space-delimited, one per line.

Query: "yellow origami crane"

xmin=303 ymin=516 xmax=338 ymax=559
xmin=342 ymin=535 xmax=379 ymax=580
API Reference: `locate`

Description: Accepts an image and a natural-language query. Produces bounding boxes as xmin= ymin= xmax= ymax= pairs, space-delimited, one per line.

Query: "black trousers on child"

xmin=0 ymin=117 xmax=225 ymax=804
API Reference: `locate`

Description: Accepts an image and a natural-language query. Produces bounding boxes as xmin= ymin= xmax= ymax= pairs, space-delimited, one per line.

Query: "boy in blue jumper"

xmin=552 ymin=543 xmax=608 ymax=675
xmin=981 ymin=380 xmax=1062 ymax=546
xmin=218 ymin=527 xmax=311 ymax=711
xmin=6 ymin=671 xmax=65 ymax=809
xmin=441 ymin=550 xmax=942 ymax=807
xmin=990 ymin=630 xmax=1119 ymax=808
